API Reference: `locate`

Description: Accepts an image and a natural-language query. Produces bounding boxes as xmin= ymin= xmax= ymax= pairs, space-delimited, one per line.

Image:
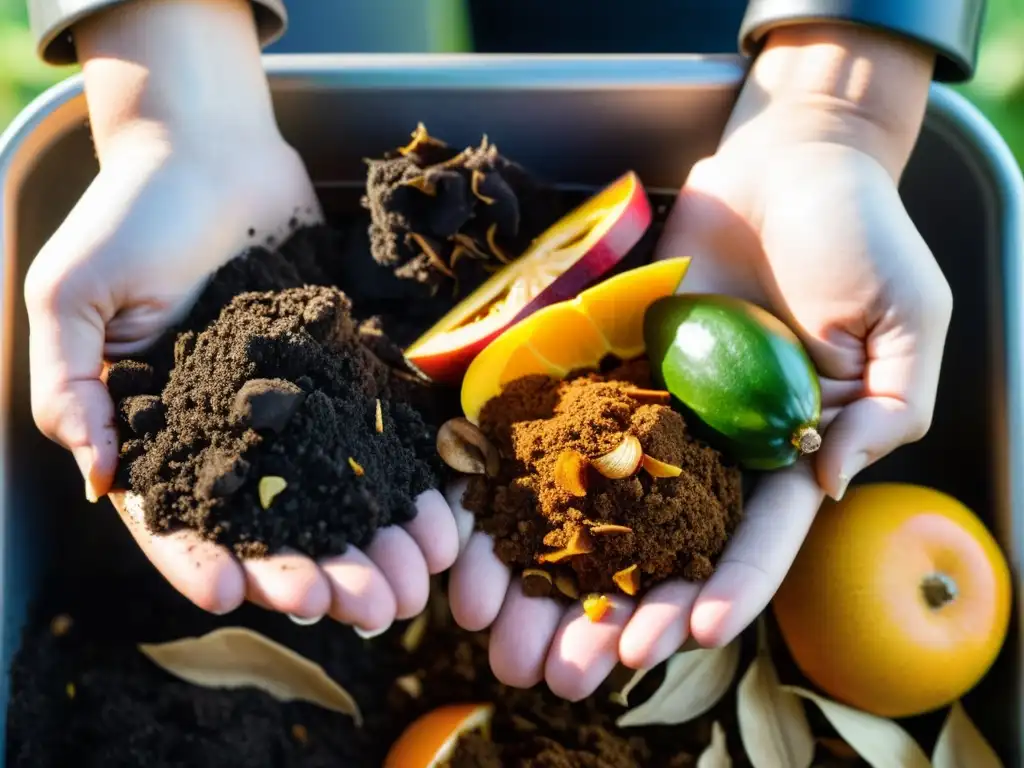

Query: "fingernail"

xmin=354 ymin=624 xmax=390 ymax=640
xmin=833 ymin=452 xmax=868 ymax=501
xmin=288 ymin=613 xmax=325 ymax=626
xmin=72 ymin=447 xmax=99 ymax=503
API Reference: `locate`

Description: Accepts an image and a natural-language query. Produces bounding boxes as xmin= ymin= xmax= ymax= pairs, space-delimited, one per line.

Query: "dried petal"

xmin=486 ymin=222 xmax=512 ymax=264
xmin=696 ymin=721 xmax=731 ymax=768
xmin=139 ymin=627 xmax=362 ymax=724
xmin=612 ymin=564 xmax=640 ymax=596
xmin=618 ymin=640 xmax=740 ymax=728
xmin=554 ymin=572 xmax=580 ymax=600
xmin=348 ymin=457 xmax=365 ymax=476
xmin=623 ymin=388 xmax=672 ymax=405
xmin=401 ymin=612 xmax=429 ymax=653
xmin=933 ymin=701 xmax=1003 ymax=768
xmin=398 ymin=122 xmax=446 ymax=156
xmin=258 ymin=476 xmax=287 ymax=509
xmin=471 ymin=170 xmax=496 ymax=204
xmin=591 ymin=524 xmax=634 ymax=536
xmin=784 ymin=687 xmax=929 ymax=768
xmin=583 ymin=594 xmax=611 ymax=622
xmin=737 ymin=619 xmax=814 ymax=768
xmin=642 ymin=454 xmax=683 ymax=478
xmin=437 ymin=418 xmax=501 ymax=476
xmin=592 ymin=435 xmax=643 ymax=479
xmin=374 ymin=399 xmax=384 ymax=433
xmin=538 ymin=528 xmax=595 ymax=564
xmin=610 ymin=667 xmax=650 ymax=707
xmin=554 ymin=450 xmax=589 ymax=497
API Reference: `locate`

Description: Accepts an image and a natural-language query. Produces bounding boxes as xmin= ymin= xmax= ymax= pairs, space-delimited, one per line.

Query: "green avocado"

xmin=643 ymin=293 xmax=822 ymax=470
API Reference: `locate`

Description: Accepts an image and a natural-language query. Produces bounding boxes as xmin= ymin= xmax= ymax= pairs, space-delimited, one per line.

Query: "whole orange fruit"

xmin=773 ymin=482 xmax=1012 ymax=718
xmin=384 ymin=703 xmax=494 ymax=768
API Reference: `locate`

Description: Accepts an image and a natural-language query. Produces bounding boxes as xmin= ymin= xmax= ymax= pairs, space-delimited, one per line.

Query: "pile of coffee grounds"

xmin=362 ymin=124 xmax=561 ymax=303
xmin=463 ymin=361 xmax=743 ymax=595
xmin=107 ymin=227 xmax=444 ymax=559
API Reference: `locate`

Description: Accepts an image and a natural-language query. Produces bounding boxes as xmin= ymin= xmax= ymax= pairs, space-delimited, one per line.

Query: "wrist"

xmin=75 ymin=0 xmax=281 ymax=163
xmin=725 ymin=23 xmax=935 ymax=178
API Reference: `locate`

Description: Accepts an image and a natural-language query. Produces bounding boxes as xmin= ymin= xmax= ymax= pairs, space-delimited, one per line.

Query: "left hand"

xmin=445 ymin=23 xmax=950 ymax=700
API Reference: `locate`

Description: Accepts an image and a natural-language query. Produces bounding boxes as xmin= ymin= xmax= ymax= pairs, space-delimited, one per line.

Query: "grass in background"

xmin=1 ymin=0 xmax=1023 ymax=167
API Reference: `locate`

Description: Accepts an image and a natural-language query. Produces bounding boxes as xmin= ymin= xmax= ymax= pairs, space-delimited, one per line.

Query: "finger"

xmin=401 ymin=490 xmax=459 ymax=574
xmin=319 ymin=545 xmax=397 ymax=636
xmin=444 ymin=478 xmax=476 ymax=553
xmin=110 ymin=491 xmax=245 ymax=614
xmin=488 ymin=579 xmax=562 ymax=688
xmin=545 ymin=595 xmax=635 ymax=702
xmin=242 ymin=548 xmax=332 ymax=621
xmin=819 ymin=377 xmax=862 ymax=408
xmin=690 ymin=458 xmax=823 ymax=648
xmin=448 ymin=532 xmax=511 ymax=631
xmin=365 ymin=526 xmax=430 ymax=620
xmin=619 ymin=580 xmax=701 ymax=670
xmin=26 ymin=271 xmax=118 ymax=501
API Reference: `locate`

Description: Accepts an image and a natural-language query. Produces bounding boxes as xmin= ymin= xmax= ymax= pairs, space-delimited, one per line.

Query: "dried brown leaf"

xmin=784 ymin=687 xmax=929 ymax=768
xmin=737 ymin=619 xmax=813 ymax=768
xmin=697 ymin=721 xmax=732 ymax=768
xmin=139 ymin=627 xmax=362 ymax=725
xmin=617 ymin=639 xmax=740 ymax=728
xmin=933 ymin=701 xmax=1004 ymax=768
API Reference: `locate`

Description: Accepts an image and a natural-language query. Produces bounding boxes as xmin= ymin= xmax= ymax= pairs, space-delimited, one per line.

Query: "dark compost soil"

xmin=464 ymin=361 xmax=744 ymax=596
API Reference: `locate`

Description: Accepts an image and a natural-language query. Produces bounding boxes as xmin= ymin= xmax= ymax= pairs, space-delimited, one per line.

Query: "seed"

xmin=583 ymin=594 xmax=612 ymax=622
xmin=374 ymin=399 xmax=384 ymax=433
xmin=642 ymin=454 xmax=683 ymax=478
xmin=436 ymin=417 xmax=501 ymax=477
xmin=554 ymin=572 xmax=580 ymax=600
xmin=591 ymin=524 xmax=634 ymax=536
xmin=554 ymin=450 xmax=589 ymax=497
xmin=538 ymin=528 xmax=595 ymax=564
xmin=395 ymin=674 xmax=423 ymax=699
xmin=591 ymin=435 xmax=643 ymax=479
xmin=348 ymin=457 xmax=365 ymax=476
xmin=65 ymin=682 xmax=76 ymax=699
xmin=401 ymin=612 xmax=429 ymax=653
xmin=258 ymin=476 xmax=287 ymax=509
xmin=613 ymin=564 xmax=640 ymax=596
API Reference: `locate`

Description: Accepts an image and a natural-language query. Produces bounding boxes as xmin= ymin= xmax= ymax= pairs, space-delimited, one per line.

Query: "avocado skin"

xmin=643 ymin=294 xmax=821 ymax=470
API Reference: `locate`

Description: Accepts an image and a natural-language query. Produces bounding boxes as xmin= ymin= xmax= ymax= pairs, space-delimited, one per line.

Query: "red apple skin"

xmin=406 ymin=174 xmax=653 ymax=383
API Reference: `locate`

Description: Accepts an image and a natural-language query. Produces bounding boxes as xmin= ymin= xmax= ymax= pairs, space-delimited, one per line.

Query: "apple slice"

xmin=404 ymin=171 xmax=652 ymax=382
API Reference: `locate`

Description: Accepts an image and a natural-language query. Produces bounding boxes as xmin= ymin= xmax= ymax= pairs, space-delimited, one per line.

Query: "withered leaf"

xmin=784 ymin=687 xmax=929 ymax=768
xmin=697 ymin=721 xmax=732 ymax=768
xmin=933 ymin=701 xmax=1004 ymax=768
xmin=139 ymin=627 xmax=362 ymax=725
xmin=736 ymin=619 xmax=813 ymax=768
xmin=617 ymin=639 xmax=740 ymax=728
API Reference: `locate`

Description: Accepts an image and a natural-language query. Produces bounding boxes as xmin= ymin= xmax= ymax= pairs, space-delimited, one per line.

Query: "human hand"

xmin=445 ymin=23 xmax=948 ymax=700
xmin=25 ymin=0 xmax=461 ymax=629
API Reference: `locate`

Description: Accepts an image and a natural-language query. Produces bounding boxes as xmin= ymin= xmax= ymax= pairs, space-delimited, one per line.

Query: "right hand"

xmin=25 ymin=131 xmax=460 ymax=629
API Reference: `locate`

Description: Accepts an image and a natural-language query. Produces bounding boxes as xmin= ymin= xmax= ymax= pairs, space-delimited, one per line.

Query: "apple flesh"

xmin=404 ymin=171 xmax=652 ymax=383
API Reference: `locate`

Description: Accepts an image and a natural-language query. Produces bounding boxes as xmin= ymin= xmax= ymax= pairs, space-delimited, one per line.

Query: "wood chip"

xmin=139 ymin=627 xmax=363 ymax=725
xmin=348 ymin=457 xmax=365 ymax=476
xmin=554 ymin=450 xmax=589 ymax=497
xmin=583 ymin=594 xmax=612 ymax=622
xmin=374 ymin=399 xmax=384 ymax=433
xmin=258 ymin=476 xmax=287 ymax=509
xmin=613 ymin=564 xmax=640 ymax=596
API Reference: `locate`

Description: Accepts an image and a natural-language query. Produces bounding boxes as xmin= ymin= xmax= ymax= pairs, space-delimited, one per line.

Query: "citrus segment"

xmin=383 ymin=703 xmax=495 ymax=768
xmin=578 ymin=257 xmax=691 ymax=357
xmin=461 ymin=258 xmax=691 ymax=424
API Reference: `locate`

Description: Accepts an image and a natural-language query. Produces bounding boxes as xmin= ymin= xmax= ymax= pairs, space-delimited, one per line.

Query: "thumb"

xmin=26 ymin=271 xmax=119 ymax=502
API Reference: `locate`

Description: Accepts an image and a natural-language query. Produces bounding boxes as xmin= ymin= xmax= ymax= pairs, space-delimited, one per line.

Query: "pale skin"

xmin=25 ymin=0 xmax=950 ymax=697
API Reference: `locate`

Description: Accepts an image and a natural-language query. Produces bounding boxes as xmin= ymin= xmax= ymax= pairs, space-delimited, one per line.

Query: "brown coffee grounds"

xmin=463 ymin=362 xmax=742 ymax=595
xmin=108 ymin=229 xmax=443 ymax=559
xmin=363 ymin=124 xmax=562 ymax=300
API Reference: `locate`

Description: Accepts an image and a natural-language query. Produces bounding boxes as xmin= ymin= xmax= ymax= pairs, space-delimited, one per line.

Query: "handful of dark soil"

xmin=463 ymin=361 xmax=743 ymax=597
xmin=108 ymin=230 xmax=443 ymax=560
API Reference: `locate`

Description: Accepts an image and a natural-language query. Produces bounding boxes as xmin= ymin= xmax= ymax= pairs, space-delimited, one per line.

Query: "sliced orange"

xmin=461 ymin=258 xmax=691 ymax=424
xmin=384 ymin=703 xmax=495 ymax=768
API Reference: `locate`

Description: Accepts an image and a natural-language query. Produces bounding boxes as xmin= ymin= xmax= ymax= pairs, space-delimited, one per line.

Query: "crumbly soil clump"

xmin=108 ymin=228 xmax=444 ymax=560
xmin=464 ymin=361 xmax=743 ymax=595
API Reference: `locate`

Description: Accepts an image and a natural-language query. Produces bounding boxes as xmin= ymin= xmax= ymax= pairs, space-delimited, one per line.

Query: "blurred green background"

xmin=1 ymin=0 xmax=1023 ymax=164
